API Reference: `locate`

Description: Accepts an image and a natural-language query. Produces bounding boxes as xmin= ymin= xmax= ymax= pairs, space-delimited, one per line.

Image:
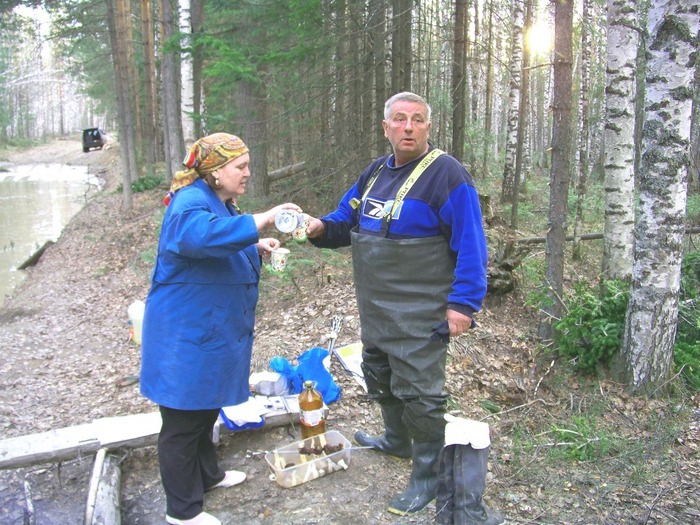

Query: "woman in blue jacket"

xmin=140 ymin=133 xmax=300 ymax=525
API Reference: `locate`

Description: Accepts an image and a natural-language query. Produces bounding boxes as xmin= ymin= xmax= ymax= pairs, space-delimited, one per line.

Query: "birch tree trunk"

xmin=510 ymin=0 xmax=532 ymax=230
xmin=602 ymin=0 xmax=639 ymax=281
xmin=179 ymin=0 xmax=195 ymax=145
xmin=539 ymin=0 xmax=574 ymax=343
xmin=481 ymin=0 xmax=495 ymax=175
xmin=500 ymin=0 xmax=524 ymax=203
xmin=572 ymin=0 xmax=592 ymax=260
xmin=622 ymin=0 xmax=698 ymax=389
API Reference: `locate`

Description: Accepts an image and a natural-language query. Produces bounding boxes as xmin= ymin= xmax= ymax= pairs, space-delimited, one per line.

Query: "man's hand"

xmin=446 ymin=309 xmax=473 ymax=337
xmin=305 ymin=217 xmax=326 ymax=239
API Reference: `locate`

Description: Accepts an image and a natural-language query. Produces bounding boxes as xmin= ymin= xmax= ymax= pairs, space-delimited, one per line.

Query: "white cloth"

xmin=221 ymin=397 xmax=266 ymax=427
xmin=444 ymin=414 xmax=491 ymax=449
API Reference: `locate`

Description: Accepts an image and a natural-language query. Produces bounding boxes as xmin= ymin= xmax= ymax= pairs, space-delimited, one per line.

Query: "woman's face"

xmin=213 ymin=153 xmax=251 ymax=200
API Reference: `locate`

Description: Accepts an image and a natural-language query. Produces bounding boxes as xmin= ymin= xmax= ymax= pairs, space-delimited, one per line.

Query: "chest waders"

xmin=351 ymin=232 xmax=454 ymax=515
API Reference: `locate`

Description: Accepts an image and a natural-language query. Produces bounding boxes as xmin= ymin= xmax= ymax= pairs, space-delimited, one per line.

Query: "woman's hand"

xmin=253 ymin=203 xmax=302 ymax=231
xmin=256 ymin=237 xmax=280 ymax=257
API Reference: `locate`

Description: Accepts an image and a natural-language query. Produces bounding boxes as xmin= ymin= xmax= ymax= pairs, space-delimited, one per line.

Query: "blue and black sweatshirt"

xmin=311 ymin=145 xmax=488 ymax=316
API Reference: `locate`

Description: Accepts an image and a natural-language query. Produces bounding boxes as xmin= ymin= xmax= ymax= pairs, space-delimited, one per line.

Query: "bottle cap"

xmin=303 ymin=380 xmax=313 ymax=388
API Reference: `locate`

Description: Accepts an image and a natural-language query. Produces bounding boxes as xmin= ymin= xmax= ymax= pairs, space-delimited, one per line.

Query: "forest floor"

xmin=0 ymin=137 xmax=698 ymax=525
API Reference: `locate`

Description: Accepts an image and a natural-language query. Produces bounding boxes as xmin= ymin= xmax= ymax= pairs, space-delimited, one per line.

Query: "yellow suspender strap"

xmin=388 ymin=148 xmax=444 ymax=218
xmin=350 ymin=149 xmax=445 ymax=216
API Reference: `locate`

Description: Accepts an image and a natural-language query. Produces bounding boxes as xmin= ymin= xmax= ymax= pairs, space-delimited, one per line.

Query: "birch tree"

xmin=622 ymin=0 xmax=699 ymax=389
xmin=179 ymin=0 xmax=195 ymax=145
xmin=602 ymin=0 xmax=639 ymax=281
xmin=572 ymin=0 xmax=592 ymax=259
xmin=501 ymin=0 xmax=524 ymax=203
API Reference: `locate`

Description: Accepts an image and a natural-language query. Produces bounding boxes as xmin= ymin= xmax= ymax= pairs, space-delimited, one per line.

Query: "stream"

xmin=0 ymin=162 xmax=102 ymax=302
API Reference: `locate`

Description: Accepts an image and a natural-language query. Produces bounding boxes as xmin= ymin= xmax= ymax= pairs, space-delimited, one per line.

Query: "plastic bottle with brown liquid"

xmin=298 ymin=380 xmax=326 ymax=439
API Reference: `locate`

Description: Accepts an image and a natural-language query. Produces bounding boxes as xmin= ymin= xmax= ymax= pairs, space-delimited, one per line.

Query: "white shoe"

xmin=165 ymin=511 xmax=221 ymax=525
xmin=208 ymin=469 xmax=246 ymax=490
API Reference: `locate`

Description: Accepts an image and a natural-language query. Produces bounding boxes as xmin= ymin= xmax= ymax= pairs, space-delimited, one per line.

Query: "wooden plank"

xmin=0 ymin=397 xmax=300 ymax=470
xmin=85 ymin=448 xmax=121 ymax=525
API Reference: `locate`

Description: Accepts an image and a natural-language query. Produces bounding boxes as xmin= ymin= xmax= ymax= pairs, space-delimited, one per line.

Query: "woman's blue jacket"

xmin=140 ymin=179 xmax=260 ymax=410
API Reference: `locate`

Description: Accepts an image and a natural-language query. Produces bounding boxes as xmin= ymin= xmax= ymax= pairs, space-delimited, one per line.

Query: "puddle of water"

xmin=0 ymin=163 xmax=102 ymax=302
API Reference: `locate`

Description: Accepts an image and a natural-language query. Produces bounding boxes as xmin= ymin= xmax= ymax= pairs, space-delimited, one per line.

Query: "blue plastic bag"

xmin=269 ymin=347 xmax=341 ymax=404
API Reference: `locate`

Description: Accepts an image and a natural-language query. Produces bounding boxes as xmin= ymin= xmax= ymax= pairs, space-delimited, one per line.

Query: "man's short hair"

xmin=384 ymin=92 xmax=432 ymax=122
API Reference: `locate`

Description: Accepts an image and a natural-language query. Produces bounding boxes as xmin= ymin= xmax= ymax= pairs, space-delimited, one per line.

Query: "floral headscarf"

xmin=163 ymin=133 xmax=249 ymax=206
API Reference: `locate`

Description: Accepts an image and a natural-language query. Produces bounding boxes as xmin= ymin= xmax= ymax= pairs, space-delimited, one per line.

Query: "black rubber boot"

xmin=436 ymin=444 xmax=504 ymax=525
xmin=435 ymin=445 xmax=456 ymax=524
xmin=386 ymin=439 xmax=443 ymax=515
xmin=354 ymin=403 xmax=412 ymax=459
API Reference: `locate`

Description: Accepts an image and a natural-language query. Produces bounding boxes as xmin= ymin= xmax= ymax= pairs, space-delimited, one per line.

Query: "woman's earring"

xmin=214 ymin=177 xmax=221 ymax=188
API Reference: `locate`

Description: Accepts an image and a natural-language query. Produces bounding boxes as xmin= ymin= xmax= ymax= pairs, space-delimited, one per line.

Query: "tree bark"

xmin=539 ymin=0 xmax=574 ymax=343
xmin=161 ymin=0 xmax=185 ymax=181
xmin=391 ymin=0 xmax=412 ymax=93
xmin=602 ymin=0 xmax=639 ymax=281
xmin=500 ymin=0 xmax=524 ymax=202
xmin=140 ymin=0 xmax=158 ymax=169
xmin=106 ymin=0 xmax=135 ymax=211
xmin=510 ymin=0 xmax=532 ymax=230
xmin=572 ymin=0 xmax=592 ymax=260
xmin=239 ymin=80 xmax=269 ymax=197
xmin=622 ymin=0 xmax=698 ymax=390
xmin=190 ymin=0 xmax=204 ymax=139
xmin=481 ymin=0 xmax=495 ymax=175
xmin=179 ymin=0 xmax=195 ymax=145
xmin=451 ymin=0 xmax=468 ymax=163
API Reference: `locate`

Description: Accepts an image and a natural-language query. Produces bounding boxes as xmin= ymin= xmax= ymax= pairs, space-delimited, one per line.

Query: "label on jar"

xmin=300 ymin=408 xmax=325 ymax=427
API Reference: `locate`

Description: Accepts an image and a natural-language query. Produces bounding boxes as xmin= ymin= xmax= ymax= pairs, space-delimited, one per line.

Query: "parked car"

xmin=82 ymin=128 xmax=107 ymax=152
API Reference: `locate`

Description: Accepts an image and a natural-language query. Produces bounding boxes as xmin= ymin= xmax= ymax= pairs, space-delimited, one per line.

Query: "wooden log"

xmin=515 ymin=226 xmax=700 ymax=245
xmin=269 ymin=162 xmax=307 ymax=182
xmin=17 ymin=240 xmax=54 ymax=270
xmin=0 ymin=396 xmax=300 ymax=470
xmin=85 ymin=448 xmax=121 ymax=525
xmin=24 ymin=479 xmax=35 ymax=525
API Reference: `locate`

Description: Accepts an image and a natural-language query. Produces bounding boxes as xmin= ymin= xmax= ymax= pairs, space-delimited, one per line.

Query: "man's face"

xmin=382 ymin=100 xmax=431 ymax=166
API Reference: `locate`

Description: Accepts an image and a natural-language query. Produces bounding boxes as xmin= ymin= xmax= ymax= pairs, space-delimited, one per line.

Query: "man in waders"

xmin=307 ymin=92 xmax=494 ymax=518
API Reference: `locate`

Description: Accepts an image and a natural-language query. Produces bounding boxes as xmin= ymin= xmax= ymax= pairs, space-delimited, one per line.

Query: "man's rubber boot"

xmin=450 ymin=444 xmax=504 ymax=524
xmin=386 ymin=439 xmax=443 ymax=515
xmin=354 ymin=404 xmax=412 ymax=459
xmin=435 ymin=445 xmax=456 ymax=524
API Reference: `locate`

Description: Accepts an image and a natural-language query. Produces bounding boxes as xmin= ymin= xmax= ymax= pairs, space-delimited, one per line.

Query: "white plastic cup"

xmin=292 ymin=214 xmax=309 ymax=242
xmin=128 ymin=300 xmax=145 ymax=345
xmin=270 ymin=248 xmax=290 ymax=272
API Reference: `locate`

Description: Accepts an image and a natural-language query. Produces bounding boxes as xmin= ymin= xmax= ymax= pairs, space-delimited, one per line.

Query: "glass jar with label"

xmin=298 ymin=380 xmax=326 ymax=439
